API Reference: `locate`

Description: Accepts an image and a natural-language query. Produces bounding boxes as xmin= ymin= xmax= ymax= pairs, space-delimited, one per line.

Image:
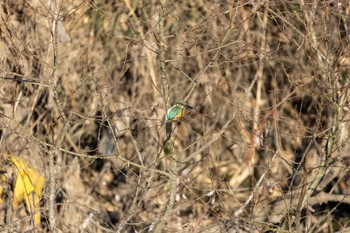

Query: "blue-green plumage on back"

xmin=165 ymin=104 xmax=185 ymax=122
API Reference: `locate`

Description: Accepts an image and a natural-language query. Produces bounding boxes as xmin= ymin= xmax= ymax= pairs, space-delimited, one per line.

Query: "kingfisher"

xmin=165 ymin=101 xmax=192 ymax=122
xmin=164 ymin=101 xmax=192 ymax=139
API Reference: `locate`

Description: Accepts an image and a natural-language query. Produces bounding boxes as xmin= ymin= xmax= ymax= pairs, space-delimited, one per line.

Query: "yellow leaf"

xmin=11 ymin=156 xmax=45 ymax=226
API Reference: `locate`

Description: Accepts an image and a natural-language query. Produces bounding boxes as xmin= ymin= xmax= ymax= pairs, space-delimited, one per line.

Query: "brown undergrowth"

xmin=1 ymin=1 xmax=350 ymax=232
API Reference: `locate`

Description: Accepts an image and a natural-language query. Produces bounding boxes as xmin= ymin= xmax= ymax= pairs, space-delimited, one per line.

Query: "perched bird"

xmin=165 ymin=101 xmax=192 ymax=122
xmin=164 ymin=101 xmax=192 ymax=139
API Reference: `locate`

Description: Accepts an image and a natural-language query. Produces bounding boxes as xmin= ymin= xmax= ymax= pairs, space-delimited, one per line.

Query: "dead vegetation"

xmin=1 ymin=0 xmax=350 ymax=232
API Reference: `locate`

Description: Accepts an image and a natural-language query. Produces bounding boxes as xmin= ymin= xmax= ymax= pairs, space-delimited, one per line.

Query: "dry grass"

xmin=1 ymin=0 xmax=350 ymax=232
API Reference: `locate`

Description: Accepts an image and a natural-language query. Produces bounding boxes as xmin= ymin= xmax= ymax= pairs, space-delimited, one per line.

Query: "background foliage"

xmin=1 ymin=0 xmax=350 ymax=232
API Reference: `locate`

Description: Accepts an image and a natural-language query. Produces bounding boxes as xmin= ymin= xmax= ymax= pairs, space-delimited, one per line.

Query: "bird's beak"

xmin=184 ymin=103 xmax=193 ymax=109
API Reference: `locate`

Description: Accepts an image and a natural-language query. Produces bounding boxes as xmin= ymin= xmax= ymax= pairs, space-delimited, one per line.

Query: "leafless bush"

xmin=1 ymin=0 xmax=350 ymax=232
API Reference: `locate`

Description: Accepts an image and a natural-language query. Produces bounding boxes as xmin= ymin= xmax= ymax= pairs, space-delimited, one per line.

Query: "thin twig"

xmin=153 ymin=1 xmax=177 ymax=232
xmin=252 ymin=1 xmax=268 ymax=141
xmin=47 ymin=7 xmax=71 ymax=231
xmin=234 ymin=150 xmax=278 ymax=217
xmin=47 ymin=14 xmax=58 ymax=231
